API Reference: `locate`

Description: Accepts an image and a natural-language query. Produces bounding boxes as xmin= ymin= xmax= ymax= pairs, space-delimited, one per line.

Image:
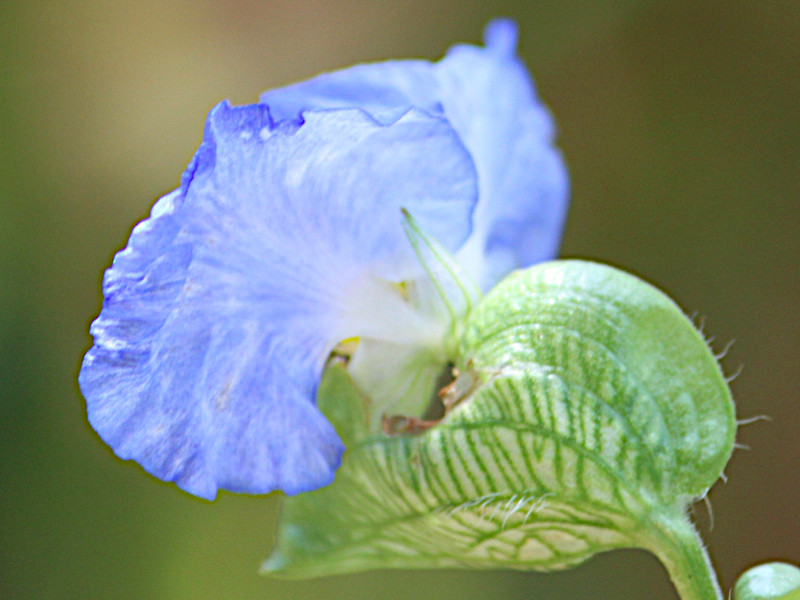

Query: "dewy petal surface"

xmin=80 ymin=101 xmax=477 ymax=500
xmin=260 ymin=18 xmax=569 ymax=291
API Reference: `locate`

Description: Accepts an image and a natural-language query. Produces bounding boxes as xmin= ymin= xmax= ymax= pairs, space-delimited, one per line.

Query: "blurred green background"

xmin=2 ymin=1 xmax=797 ymax=599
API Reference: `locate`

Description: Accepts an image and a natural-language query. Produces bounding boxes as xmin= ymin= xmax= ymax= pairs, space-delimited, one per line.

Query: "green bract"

xmin=735 ymin=563 xmax=800 ymax=600
xmin=265 ymin=261 xmax=737 ymax=600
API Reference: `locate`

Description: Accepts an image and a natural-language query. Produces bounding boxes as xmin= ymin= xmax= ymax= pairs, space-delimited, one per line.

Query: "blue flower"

xmin=79 ymin=19 xmax=568 ymax=500
xmin=263 ymin=19 xmax=568 ymax=291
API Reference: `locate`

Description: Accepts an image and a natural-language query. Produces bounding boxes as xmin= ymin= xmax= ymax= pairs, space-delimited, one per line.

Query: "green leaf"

xmin=265 ymin=261 xmax=736 ymax=600
xmin=314 ymin=359 xmax=369 ymax=447
xmin=735 ymin=563 xmax=800 ymax=600
xmin=459 ymin=260 xmax=735 ymax=506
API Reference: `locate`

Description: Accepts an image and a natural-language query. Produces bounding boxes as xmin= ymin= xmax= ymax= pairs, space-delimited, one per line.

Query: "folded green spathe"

xmin=266 ymin=260 xmax=736 ymax=600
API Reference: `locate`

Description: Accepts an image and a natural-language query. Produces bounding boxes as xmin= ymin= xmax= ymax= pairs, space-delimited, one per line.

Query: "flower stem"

xmin=641 ymin=511 xmax=724 ymax=600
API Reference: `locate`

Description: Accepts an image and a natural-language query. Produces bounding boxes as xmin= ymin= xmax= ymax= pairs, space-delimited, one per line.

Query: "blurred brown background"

xmin=1 ymin=1 xmax=797 ymax=599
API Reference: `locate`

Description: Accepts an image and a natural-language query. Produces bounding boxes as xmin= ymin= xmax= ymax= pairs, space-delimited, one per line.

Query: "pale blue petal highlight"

xmin=260 ymin=18 xmax=569 ymax=290
xmin=261 ymin=60 xmax=436 ymax=126
xmin=80 ymin=101 xmax=477 ymax=499
xmin=441 ymin=20 xmax=569 ymax=288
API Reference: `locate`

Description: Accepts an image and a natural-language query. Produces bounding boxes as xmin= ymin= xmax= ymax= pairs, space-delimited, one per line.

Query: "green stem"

xmin=642 ymin=511 xmax=724 ymax=600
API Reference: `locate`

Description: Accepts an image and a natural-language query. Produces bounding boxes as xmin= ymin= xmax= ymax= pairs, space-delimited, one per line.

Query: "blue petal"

xmin=261 ymin=60 xmax=438 ymax=125
xmin=80 ymin=101 xmax=477 ymax=499
xmin=440 ymin=20 xmax=569 ymax=289
xmin=260 ymin=19 xmax=569 ymax=290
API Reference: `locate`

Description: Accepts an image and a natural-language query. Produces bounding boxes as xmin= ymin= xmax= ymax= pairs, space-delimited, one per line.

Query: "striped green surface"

xmin=265 ymin=261 xmax=736 ymax=599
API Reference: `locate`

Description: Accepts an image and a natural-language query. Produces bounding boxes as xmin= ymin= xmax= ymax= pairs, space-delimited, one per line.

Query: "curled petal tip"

xmin=483 ymin=18 xmax=519 ymax=56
